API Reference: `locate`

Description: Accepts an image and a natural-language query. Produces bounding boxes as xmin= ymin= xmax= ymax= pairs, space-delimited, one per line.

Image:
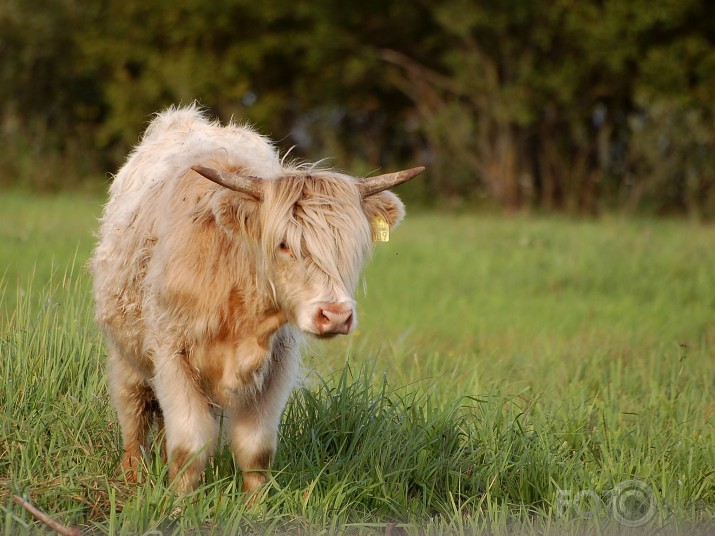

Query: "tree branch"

xmin=13 ymin=495 xmax=82 ymax=536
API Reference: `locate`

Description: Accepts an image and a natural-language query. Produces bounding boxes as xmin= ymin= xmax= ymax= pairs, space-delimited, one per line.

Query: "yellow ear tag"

xmin=372 ymin=215 xmax=390 ymax=242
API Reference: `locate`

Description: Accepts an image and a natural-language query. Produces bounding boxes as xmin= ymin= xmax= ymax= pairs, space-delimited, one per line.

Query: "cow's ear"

xmin=362 ymin=190 xmax=405 ymax=229
xmin=211 ymin=189 xmax=261 ymax=238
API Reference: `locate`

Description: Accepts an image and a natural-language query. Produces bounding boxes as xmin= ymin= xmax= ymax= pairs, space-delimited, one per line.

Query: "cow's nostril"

xmin=316 ymin=306 xmax=354 ymax=335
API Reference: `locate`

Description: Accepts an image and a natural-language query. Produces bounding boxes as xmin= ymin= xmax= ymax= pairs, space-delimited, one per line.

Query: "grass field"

xmin=1 ymin=190 xmax=714 ymax=534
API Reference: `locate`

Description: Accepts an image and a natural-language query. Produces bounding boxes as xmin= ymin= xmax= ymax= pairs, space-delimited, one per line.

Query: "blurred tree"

xmin=0 ymin=0 xmax=102 ymax=187
xmin=626 ymin=0 xmax=715 ymax=215
xmin=1 ymin=0 xmax=714 ymax=216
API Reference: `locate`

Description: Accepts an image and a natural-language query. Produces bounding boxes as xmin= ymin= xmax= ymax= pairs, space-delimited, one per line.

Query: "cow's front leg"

xmin=152 ymin=349 xmax=218 ymax=493
xmin=229 ymin=411 xmax=277 ymax=496
xmin=107 ymin=346 xmax=158 ymax=483
xmin=229 ymin=333 xmax=299 ymax=499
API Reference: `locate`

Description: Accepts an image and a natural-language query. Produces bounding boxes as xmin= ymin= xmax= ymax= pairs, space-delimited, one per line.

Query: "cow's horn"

xmin=357 ymin=166 xmax=425 ymax=198
xmin=192 ymin=166 xmax=264 ymax=200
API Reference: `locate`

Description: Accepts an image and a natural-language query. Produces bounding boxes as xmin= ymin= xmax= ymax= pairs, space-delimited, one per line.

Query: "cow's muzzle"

xmin=314 ymin=303 xmax=354 ymax=336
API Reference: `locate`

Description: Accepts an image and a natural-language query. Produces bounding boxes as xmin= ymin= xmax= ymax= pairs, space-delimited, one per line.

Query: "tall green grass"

xmin=1 ymin=192 xmax=714 ymax=534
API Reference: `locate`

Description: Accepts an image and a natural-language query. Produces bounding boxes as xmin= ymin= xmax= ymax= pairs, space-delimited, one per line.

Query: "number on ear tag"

xmin=372 ymin=215 xmax=390 ymax=242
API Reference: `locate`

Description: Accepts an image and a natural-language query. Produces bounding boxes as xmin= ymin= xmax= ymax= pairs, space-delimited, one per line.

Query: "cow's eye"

xmin=279 ymin=241 xmax=291 ymax=253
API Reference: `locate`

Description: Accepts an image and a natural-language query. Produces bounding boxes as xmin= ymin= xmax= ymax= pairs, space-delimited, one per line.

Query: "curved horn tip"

xmin=191 ymin=165 xmax=219 ymax=180
xmin=359 ymin=165 xmax=426 ymax=197
xmin=400 ymin=166 xmax=426 ymax=181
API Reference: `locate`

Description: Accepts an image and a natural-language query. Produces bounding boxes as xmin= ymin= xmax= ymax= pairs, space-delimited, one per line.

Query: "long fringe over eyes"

xmin=259 ymin=174 xmax=373 ymax=292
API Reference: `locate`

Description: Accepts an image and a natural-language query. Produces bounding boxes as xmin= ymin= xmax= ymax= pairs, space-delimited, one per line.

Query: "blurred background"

xmin=2 ymin=0 xmax=714 ymax=216
xmin=2 ymin=5 xmax=715 ymax=529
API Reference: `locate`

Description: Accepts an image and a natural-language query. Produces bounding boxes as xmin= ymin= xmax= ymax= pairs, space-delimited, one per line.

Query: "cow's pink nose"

xmin=315 ymin=304 xmax=353 ymax=335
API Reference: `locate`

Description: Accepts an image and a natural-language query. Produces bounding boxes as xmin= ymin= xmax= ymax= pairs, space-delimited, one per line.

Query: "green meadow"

xmin=1 ymin=191 xmax=714 ymax=534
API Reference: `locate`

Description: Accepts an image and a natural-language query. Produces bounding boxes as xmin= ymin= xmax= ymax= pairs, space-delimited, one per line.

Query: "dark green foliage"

xmin=276 ymin=367 xmax=485 ymax=520
xmin=1 ymin=0 xmax=715 ymax=215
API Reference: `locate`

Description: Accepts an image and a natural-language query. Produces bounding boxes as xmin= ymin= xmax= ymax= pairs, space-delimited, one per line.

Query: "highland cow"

xmin=91 ymin=105 xmax=422 ymax=495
